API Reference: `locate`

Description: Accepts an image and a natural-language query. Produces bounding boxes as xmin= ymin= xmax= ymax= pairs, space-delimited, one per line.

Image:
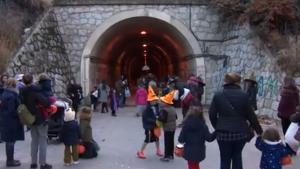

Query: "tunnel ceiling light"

xmin=144 ymin=50 xmax=147 ymax=53
xmin=143 ymin=44 xmax=147 ymax=47
xmin=144 ymin=53 xmax=147 ymax=57
xmin=140 ymin=31 xmax=147 ymax=35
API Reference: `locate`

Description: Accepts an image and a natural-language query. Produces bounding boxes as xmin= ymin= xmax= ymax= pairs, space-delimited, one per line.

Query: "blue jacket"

xmin=61 ymin=120 xmax=80 ymax=146
xmin=255 ymin=136 xmax=290 ymax=169
xmin=0 ymin=89 xmax=24 ymax=142
xmin=178 ymin=115 xmax=215 ymax=162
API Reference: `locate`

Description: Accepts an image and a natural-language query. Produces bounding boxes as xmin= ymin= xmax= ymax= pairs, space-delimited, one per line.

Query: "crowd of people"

xmin=136 ymin=72 xmax=300 ymax=169
xmin=0 ymin=71 xmax=300 ymax=169
xmin=0 ymin=73 xmax=98 ymax=168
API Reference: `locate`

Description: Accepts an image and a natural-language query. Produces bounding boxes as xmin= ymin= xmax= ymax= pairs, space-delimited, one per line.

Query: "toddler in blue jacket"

xmin=255 ymin=128 xmax=291 ymax=169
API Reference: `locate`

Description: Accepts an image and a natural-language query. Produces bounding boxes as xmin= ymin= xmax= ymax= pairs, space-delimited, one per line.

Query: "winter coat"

xmin=109 ymin=90 xmax=118 ymax=111
xmin=19 ymin=85 xmax=51 ymax=126
xmin=61 ymin=120 xmax=80 ymax=146
xmin=98 ymin=84 xmax=110 ymax=103
xmin=79 ymin=113 xmax=93 ymax=142
xmin=244 ymin=80 xmax=258 ymax=110
xmin=142 ymin=104 xmax=158 ymax=130
xmin=178 ymin=115 xmax=215 ymax=162
xmin=290 ymin=112 xmax=300 ymax=124
xmin=67 ymin=84 xmax=83 ymax=105
xmin=255 ymin=136 xmax=290 ymax=169
xmin=159 ymin=103 xmax=177 ymax=132
xmin=135 ymin=87 xmax=147 ymax=105
xmin=0 ymin=88 xmax=24 ymax=142
xmin=209 ymin=84 xmax=262 ymax=135
xmin=278 ymin=86 xmax=299 ymax=119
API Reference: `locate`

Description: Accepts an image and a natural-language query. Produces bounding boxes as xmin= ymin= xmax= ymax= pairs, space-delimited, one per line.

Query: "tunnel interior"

xmin=89 ymin=17 xmax=195 ymax=89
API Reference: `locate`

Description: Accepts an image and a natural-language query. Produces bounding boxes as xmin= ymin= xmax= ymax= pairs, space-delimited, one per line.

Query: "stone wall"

xmin=204 ymin=22 xmax=283 ymax=118
xmin=53 ymin=5 xmax=221 ymax=83
xmin=7 ymin=11 xmax=75 ymax=97
xmin=8 ymin=3 xmax=287 ymax=117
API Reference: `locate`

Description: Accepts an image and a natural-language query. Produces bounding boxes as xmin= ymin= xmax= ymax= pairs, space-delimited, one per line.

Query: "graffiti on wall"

xmin=257 ymin=75 xmax=279 ymax=98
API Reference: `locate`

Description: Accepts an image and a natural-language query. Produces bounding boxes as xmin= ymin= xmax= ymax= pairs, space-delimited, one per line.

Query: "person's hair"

xmin=1 ymin=74 xmax=9 ymax=83
xmin=79 ymin=106 xmax=91 ymax=114
xmin=262 ymin=128 xmax=281 ymax=142
xmin=38 ymin=73 xmax=49 ymax=82
xmin=23 ymin=74 xmax=33 ymax=85
xmin=5 ymin=78 xmax=17 ymax=88
xmin=224 ymin=72 xmax=241 ymax=85
xmin=186 ymin=105 xmax=204 ymax=121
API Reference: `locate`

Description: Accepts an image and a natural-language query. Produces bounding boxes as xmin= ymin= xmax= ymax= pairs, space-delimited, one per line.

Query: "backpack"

xmin=17 ymin=104 xmax=35 ymax=125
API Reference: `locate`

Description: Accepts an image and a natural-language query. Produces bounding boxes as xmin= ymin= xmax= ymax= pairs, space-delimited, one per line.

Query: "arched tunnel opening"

xmin=88 ymin=16 xmax=196 ymax=93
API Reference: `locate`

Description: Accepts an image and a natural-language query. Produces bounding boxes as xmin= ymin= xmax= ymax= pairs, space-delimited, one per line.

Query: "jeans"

xmin=64 ymin=145 xmax=78 ymax=163
xmin=31 ymin=124 xmax=48 ymax=165
xmin=217 ymin=140 xmax=246 ymax=169
xmin=164 ymin=131 xmax=175 ymax=158
xmin=6 ymin=142 xmax=15 ymax=161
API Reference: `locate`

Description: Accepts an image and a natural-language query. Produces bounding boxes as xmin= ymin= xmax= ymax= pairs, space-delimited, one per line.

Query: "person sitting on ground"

xmin=79 ymin=107 xmax=98 ymax=158
xmin=255 ymin=128 xmax=292 ymax=169
xmin=61 ymin=108 xmax=80 ymax=166
xmin=178 ymin=103 xmax=215 ymax=169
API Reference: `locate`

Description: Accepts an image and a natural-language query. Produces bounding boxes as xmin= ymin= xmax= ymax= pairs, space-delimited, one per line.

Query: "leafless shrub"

xmin=276 ymin=37 xmax=300 ymax=75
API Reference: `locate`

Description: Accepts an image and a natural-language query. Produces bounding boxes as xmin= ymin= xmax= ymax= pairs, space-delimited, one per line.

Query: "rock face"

xmin=8 ymin=11 xmax=74 ymax=97
xmin=8 ymin=2 xmax=285 ymax=117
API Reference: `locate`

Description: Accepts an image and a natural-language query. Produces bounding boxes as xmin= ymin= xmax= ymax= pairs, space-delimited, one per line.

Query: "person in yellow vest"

xmin=137 ymin=81 xmax=163 ymax=159
xmin=158 ymin=90 xmax=177 ymax=162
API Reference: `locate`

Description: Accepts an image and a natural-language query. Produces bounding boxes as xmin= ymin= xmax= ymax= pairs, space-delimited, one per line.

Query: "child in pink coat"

xmin=135 ymin=84 xmax=147 ymax=117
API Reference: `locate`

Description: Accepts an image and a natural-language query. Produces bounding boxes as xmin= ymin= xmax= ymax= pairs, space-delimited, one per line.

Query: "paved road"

xmin=0 ymin=107 xmax=299 ymax=169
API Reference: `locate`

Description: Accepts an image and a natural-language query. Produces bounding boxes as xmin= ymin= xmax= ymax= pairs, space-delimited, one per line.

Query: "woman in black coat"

xmin=209 ymin=73 xmax=262 ymax=169
xmin=0 ymin=78 xmax=24 ymax=167
xmin=178 ymin=105 xmax=215 ymax=169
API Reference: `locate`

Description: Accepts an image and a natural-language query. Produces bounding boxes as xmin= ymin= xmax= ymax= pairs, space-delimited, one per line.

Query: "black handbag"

xmin=223 ymin=92 xmax=255 ymax=142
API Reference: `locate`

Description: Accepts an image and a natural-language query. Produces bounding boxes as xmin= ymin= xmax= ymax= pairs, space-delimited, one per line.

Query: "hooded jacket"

xmin=255 ymin=136 xmax=290 ymax=169
xmin=79 ymin=112 xmax=93 ymax=142
xmin=19 ymin=85 xmax=51 ymax=125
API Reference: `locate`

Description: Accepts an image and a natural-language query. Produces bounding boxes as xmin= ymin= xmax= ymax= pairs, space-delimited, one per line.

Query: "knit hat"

xmin=64 ymin=108 xmax=76 ymax=122
xmin=224 ymin=72 xmax=241 ymax=85
xmin=160 ymin=90 xmax=175 ymax=105
xmin=147 ymin=86 xmax=159 ymax=102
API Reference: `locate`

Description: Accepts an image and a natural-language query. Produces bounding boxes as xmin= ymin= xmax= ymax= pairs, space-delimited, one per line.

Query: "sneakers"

xmin=156 ymin=149 xmax=163 ymax=157
xmin=30 ymin=164 xmax=37 ymax=169
xmin=73 ymin=161 xmax=79 ymax=165
xmin=64 ymin=163 xmax=71 ymax=166
xmin=137 ymin=151 xmax=146 ymax=159
xmin=40 ymin=164 xmax=52 ymax=169
xmin=6 ymin=160 xmax=21 ymax=167
xmin=160 ymin=157 xmax=170 ymax=162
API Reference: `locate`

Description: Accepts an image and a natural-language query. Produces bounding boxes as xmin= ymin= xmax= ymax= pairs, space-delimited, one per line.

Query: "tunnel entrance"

xmin=81 ymin=10 xmax=203 ymax=94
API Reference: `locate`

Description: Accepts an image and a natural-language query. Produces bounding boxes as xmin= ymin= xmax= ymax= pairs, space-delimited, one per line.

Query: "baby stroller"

xmin=48 ymin=98 xmax=71 ymax=141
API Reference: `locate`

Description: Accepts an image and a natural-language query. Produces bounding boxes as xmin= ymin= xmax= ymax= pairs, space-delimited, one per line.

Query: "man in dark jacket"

xmin=209 ymin=72 xmax=262 ymax=169
xmin=19 ymin=74 xmax=52 ymax=169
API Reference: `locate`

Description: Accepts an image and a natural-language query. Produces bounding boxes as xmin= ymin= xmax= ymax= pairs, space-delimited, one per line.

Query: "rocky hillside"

xmin=0 ymin=0 xmax=52 ymax=73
